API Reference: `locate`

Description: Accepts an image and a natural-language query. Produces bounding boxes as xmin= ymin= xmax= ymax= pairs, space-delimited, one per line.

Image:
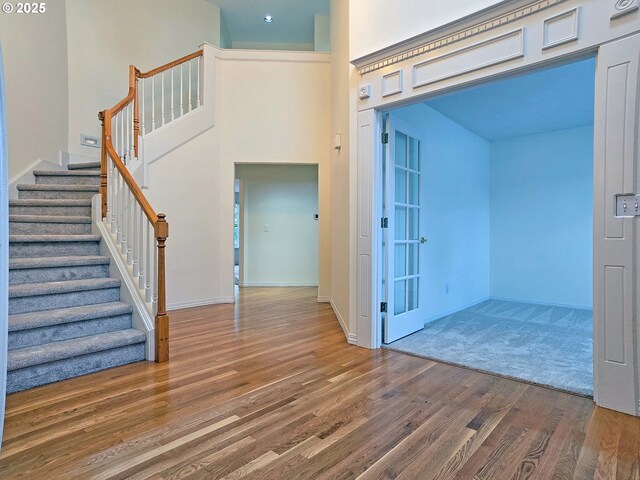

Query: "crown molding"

xmin=351 ymin=0 xmax=568 ymax=75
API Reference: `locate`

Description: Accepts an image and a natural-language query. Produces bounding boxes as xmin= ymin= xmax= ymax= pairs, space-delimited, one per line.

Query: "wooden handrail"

xmin=98 ymin=50 xmax=202 ymax=363
xmin=138 ymin=50 xmax=203 ymax=78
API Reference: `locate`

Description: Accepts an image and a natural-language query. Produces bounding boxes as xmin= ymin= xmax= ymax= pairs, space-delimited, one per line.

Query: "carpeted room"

xmin=383 ymin=57 xmax=595 ymax=396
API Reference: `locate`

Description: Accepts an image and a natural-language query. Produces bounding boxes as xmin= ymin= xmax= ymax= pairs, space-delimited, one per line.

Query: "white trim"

xmin=412 ymin=28 xmax=525 ymax=88
xmin=168 ymin=297 xmax=235 ymax=310
xmin=317 ymin=296 xmax=331 ymax=303
xmin=542 ymin=7 xmax=580 ymax=50
xmin=239 ymin=281 xmax=319 ymax=287
xmin=330 ymin=299 xmax=357 ymax=345
xmin=92 ymin=195 xmax=155 ymax=361
xmin=212 ymin=45 xmax=331 ymax=64
xmin=381 ymin=70 xmax=404 ymax=97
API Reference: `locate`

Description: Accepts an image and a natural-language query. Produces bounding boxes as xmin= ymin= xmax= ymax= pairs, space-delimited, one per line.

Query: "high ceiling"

xmin=207 ymin=0 xmax=330 ymax=47
xmin=425 ymin=57 xmax=596 ymax=141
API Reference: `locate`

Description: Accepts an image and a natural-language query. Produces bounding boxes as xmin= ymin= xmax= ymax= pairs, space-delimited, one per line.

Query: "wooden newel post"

xmin=98 ymin=110 xmax=107 ymax=219
xmin=133 ymin=67 xmax=140 ymax=158
xmin=155 ymin=214 xmax=169 ymax=363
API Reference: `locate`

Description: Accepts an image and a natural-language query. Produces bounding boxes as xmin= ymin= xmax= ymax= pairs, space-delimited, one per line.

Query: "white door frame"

xmin=353 ymin=0 xmax=640 ymax=415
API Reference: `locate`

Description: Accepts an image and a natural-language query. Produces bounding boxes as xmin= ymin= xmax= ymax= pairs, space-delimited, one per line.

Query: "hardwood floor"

xmin=1 ymin=287 xmax=638 ymax=479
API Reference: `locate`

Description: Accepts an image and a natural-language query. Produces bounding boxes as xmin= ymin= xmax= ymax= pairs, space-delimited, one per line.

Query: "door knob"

xmin=420 ymin=236 xmax=428 ymax=244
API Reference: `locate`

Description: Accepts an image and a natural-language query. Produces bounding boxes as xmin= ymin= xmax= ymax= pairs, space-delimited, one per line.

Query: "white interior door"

xmin=593 ymin=34 xmax=639 ymax=416
xmin=383 ymin=116 xmax=427 ymax=343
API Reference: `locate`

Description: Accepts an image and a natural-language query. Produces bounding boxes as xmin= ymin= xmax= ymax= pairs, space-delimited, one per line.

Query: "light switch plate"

xmin=616 ymin=194 xmax=640 ymax=217
xmin=359 ymin=84 xmax=371 ymax=99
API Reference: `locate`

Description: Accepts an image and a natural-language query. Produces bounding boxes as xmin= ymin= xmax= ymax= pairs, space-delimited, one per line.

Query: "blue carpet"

xmin=384 ymin=299 xmax=593 ymax=397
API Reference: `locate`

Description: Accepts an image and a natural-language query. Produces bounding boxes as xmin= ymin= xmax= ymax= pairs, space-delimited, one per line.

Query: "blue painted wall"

xmin=393 ymin=104 xmax=491 ymax=322
xmin=489 ymin=126 xmax=594 ymax=308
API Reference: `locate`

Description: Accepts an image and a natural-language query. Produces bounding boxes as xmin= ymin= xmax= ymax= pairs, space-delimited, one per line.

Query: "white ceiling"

xmin=425 ymin=57 xmax=596 ymax=141
xmin=207 ymin=0 xmax=330 ymax=46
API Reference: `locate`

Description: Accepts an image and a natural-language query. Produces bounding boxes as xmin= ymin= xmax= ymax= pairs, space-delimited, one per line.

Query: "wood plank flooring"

xmin=0 ymin=287 xmax=638 ymax=479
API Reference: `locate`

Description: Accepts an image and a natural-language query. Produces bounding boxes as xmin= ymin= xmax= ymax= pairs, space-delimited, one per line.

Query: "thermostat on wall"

xmin=359 ymin=84 xmax=371 ymax=99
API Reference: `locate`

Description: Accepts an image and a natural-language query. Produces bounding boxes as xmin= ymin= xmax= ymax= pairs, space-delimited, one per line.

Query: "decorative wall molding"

xmin=412 ymin=28 xmax=525 ymax=89
xmin=382 ymin=70 xmax=404 ymax=97
xmin=353 ymin=0 xmax=567 ymax=75
xmin=542 ymin=7 xmax=580 ymax=49
xmin=611 ymin=0 xmax=639 ymax=19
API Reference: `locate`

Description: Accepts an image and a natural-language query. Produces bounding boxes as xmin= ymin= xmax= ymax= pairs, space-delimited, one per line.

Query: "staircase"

xmin=7 ymin=162 xmax=146 ymax=393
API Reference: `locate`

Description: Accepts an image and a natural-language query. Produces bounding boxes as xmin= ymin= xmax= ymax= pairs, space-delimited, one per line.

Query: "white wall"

xmin=219 ymin=50 xmax=331 ymax=301
xmin=0 ymin=0 xmax=68 ymax=177
xmin=65 ymin=0 xmax=221 ymax=158
xmin=393 ymin=104 xmax=491 ymax=321
xmin=237 ymin=165 xmax=319 ymax=286
xmin=0 ymin=43 xmax=9 ymax=451
xmin=490 ymin=127 xmax=594 ymax=308
xmin=330 ymin=0 xmax=359 ymax=338
xmin=146 ymin=48 xmax=331 ymax=308
xmin=349 ymin=0 xmax=503 ymax=59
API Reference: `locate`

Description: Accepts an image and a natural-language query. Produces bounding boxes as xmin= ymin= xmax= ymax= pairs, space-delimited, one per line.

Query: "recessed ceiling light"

xmin=264 ymin=15 xmax=273 ymax=23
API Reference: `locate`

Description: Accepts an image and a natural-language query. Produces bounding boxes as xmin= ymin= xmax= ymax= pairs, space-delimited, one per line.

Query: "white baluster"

xmin=161 ymin=71 xmax=165 ymax=127
xmin=138 ymin=211 xmax=146 ymax=289
xmin=126 ymin=190 xmax=133 ymax=265
xmin=117 ymin=172 xmax=124 ymax=246
xmin=111 ymin=161 xmax=117 ymax=234
xmin=196 ymin=56 xmax=201 ymax=108
xmin=133 ymin=202 xmax=140 ymax=277
xmin=151 ymin=75 xmax=156 ymax=132
xmin=106 ymin=157 xmax=112 ymax=225
xmin=171 ymin=66 xmax=175 ymax=122
xmin=146 ymin=221 xmax=152 ymax=303
xmin=188 ymin=59 xmax=192 ymax=112
xmin=180 ymin=63 xmax=184 ymax=117
xmin=141 ymin=78 xmax=146 ymax=135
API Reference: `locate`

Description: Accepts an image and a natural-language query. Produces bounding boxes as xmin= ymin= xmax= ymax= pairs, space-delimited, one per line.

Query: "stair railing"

xmin=98 ymin=50 xmax=204 ymax=363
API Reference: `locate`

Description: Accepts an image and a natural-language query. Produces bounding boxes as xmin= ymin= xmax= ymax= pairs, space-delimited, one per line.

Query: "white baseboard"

xmin=239 ymin=281 xmax=319 ymax=287
xmin=330 ymin=299 xmax=357 ymax=345
xmin=317 ymin=296 xmax=331 ymax=303
xmin=488 ymin=296 xmax=592 ymax=310
xmin=168 ymin=296 xmax=235 ymax=310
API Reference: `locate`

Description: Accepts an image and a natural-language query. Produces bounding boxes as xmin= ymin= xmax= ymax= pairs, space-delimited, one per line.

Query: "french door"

xmin=383 ymin=115 xmax=427 ymax=343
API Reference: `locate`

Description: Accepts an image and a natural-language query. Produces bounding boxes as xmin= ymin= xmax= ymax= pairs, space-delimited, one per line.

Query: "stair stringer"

xmin=91 ymin=195 xmax=155 ymax=360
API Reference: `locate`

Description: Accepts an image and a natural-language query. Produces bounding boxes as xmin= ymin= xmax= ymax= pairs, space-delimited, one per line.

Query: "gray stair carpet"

xmin=6 ymin=162 xmax=146 ymax=393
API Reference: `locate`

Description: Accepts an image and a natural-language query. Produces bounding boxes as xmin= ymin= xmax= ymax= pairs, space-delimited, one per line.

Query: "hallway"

xmin=0 ymin=288 xmax=638 ymax=479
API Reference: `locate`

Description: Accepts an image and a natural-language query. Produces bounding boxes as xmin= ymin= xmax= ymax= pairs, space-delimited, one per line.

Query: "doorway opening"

xmin=234 ymin=164 xmax=319 ymax=292
xmin=381 ymin=57 xmax=595 ymax=396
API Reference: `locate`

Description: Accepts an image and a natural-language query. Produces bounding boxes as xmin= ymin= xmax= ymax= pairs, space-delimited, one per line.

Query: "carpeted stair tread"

xmin=10 ymin=255 xmax=109 ymax=270
xmin=67 ymin=162 xmax=101 ymax=170
xmin=9 ymin=198 xmax=92 ymax=207
xmin=32 ymin=169 xmax=100 ymax=176
xmin=9 ymin=234 xmax=101 ymax=243
xmin=9 ymin=278 xmax=120 ymax=298
xmin=7 ymin=329 xmax=145 ymax=371
xmin=17 ymin=184 xmax=99 ymax=192
xmin=9 ymin=302 xmax=133 ymax=332
xmin=9 ymin=214 xmax=91 ymax=224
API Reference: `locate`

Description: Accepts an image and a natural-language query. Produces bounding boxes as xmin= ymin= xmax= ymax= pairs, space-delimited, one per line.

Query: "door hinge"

xmin=381 ymin=217 xmax=388 ymax=228
xmin=616 ymin=194 xmax=640 ymax=217
xmin=380 ymin=302 xmax=388 ymax=313
xmin=381 ymin=132 xmax=389 ymax=144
